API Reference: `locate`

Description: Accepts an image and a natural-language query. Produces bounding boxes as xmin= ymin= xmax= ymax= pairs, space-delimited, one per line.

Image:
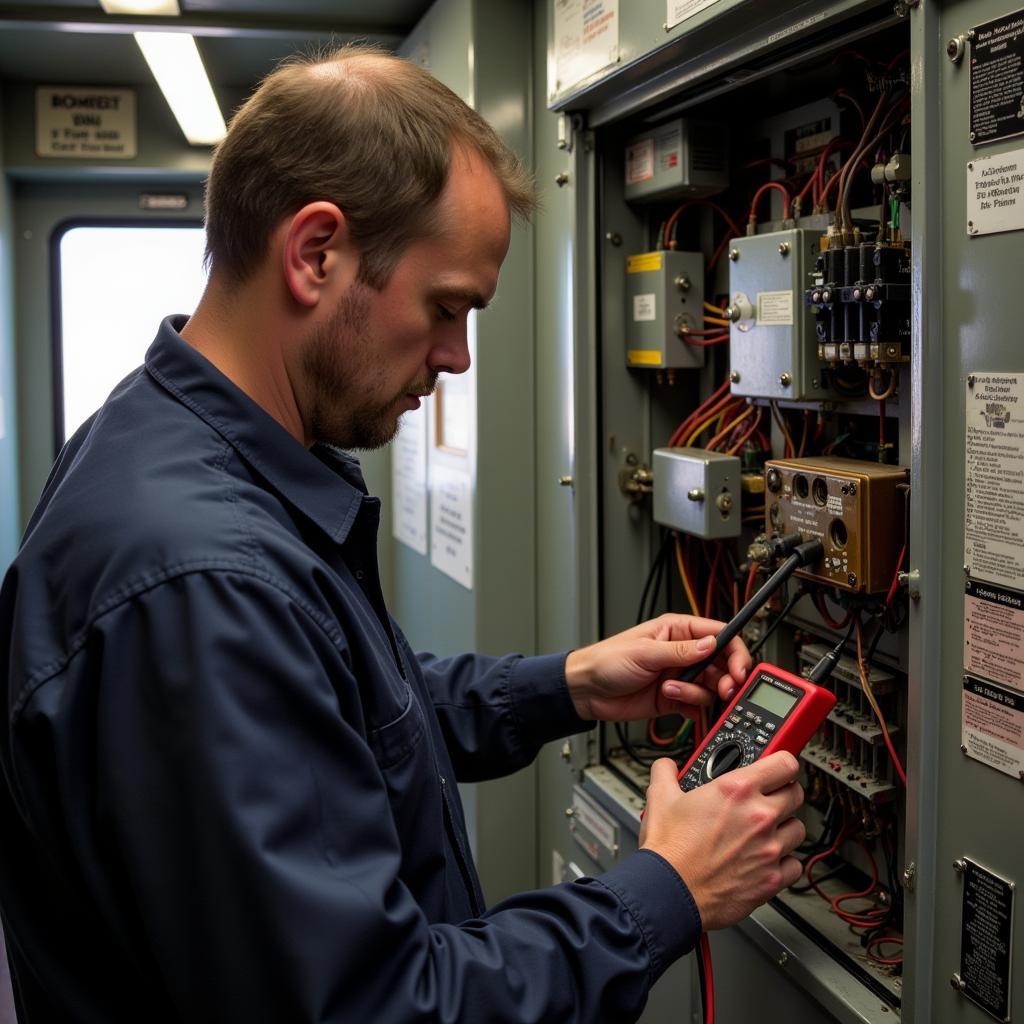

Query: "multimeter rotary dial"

xmin=705 ymin=739 xmax=745 ymax=779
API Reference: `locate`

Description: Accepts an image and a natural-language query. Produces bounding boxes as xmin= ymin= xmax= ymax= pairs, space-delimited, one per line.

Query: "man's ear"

xmin=281 ymin=201 xmax=359 ymax=308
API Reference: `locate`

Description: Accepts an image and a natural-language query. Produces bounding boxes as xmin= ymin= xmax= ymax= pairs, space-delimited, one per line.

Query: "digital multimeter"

xmin=678 ymin=663 xmax=836 ymax=791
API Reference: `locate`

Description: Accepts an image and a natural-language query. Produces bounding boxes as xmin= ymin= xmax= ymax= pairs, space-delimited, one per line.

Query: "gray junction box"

xmin=624 ymin=118 xmax=728 ymax=203
xmin=625 ymin=250 xmax=705 ymax=370
xmin=727 ymin=228 xmax=831 ymax=400
xmin=652 ymin=448 xmax=741 ymax=539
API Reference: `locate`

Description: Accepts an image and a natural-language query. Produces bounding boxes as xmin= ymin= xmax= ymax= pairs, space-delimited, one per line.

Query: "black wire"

xmin=749 ymin=584 xmax=807 ymax=658
xmin=695 ymin=940 xmax=708 ymax=1023
xmin=636 ymin=530 xmax=672 ymax=625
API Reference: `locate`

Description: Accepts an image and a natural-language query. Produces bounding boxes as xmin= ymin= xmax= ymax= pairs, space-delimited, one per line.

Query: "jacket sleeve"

xmin=415 ymin=650 xmax=595 ymax=782
xmin=28 ymin=570 xmax=700 ymax=1024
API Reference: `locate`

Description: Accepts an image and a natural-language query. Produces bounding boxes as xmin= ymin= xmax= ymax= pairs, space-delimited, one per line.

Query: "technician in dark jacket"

xmin=0 ymin=46 xmax=805 ymax=1023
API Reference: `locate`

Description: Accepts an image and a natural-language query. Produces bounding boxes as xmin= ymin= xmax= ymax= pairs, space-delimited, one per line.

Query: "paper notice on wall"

xmin=964 ymin=578 xmax=1024 ymax=692
xmin=666 ymin=0 xmax=721 ymax=31
xmin=552 ymin=0 xmax=618 ymax=97
xmin=392 ymin=403 xmax=428 ymax=555
xmin=430 ymin=465 xmax=473 ymax=590
xmin=964 ymin=373 xmax=1024 ymax=590
xmin=963 ymin=675 xmax=1024 ymax=778
xmin=35 ymin=87 xmax=137 ymax=159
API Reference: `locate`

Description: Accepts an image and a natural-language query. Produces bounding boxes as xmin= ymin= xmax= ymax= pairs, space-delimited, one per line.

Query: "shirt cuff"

xmin=506 ymin=652 xmax=594 ymax=746
xmin=594 ymin=849 xmax=703 ymax=983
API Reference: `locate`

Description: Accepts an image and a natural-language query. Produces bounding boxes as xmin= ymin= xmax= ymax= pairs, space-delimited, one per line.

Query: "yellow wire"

xmin=674 ymin=534 xmax=700 ymax=615
xmin=704 ymin=316 xmax=731 ymax=327
xmin=855 ymin=620 xmax=907 ymax=786
xmin=703 ymin=301 xmax=727 ymax=316
xmin=770 ymin=400 xmax=795 ymax=456
xmin=706 ymin=407 xmax=754 ymax=450
xmin=685 ymin=410 xmax=724 ymax=447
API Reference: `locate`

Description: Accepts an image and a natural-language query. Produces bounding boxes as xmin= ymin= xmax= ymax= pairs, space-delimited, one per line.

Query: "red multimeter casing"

xmin=678 ymin=662 xmax=836 ymax=791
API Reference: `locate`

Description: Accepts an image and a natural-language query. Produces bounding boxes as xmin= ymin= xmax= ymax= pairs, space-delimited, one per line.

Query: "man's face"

xmin=300 ymin=147 xmax=512 ymax=450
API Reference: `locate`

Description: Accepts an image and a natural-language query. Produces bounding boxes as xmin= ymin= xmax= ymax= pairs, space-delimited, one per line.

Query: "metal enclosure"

xmin=531 ymin=0 xmax=1024 ymax=1021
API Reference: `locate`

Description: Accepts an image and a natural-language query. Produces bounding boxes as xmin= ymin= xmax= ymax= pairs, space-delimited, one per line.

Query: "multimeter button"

xmin=754 ymin=716 xmax=763 ymax=725
xmin=734 ymin=705 xmax=744 ymax=712
xmin=729 ymin=715 xmax=741 ymax=724
xmin=724 ymin=720 xmax=735 ymax=730
xmin=742 ymin=721 xmax=751 ymax=730
xmin=755 ymin=735 xmax=768 ymax=746
xmin=745 ymin=711 xmax=755 ymax=719
xmin=706 ymin=740 xmax=744 ymax=779
xmin=766 ymin=722 xmax=776 ymax=731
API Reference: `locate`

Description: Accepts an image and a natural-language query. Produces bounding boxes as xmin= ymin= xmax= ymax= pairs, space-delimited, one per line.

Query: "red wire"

xmin=886 ymin=545 xmax=907 ymax=606
xmin=700 ymin=933 xmax=715 ymax=1024
xmin=704 ymin=544 xmax=724 ymax=617
xmin=813 ymin=591 xmax=851 ymax=630
xmin=684 ymin=334 xmax=729 ymax=348
xmin=669 ymin=380 xmax=732 ymax=447
xmin=744 ymin=563 xmax=759 ymax=604
xmin=748 ymin=181 xmax=792 ymax=223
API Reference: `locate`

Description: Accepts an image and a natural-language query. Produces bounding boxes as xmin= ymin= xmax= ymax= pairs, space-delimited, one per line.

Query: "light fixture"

xmin=99 ymin=0 xmax=181 ymax=13
xmin=134 ymin=32 xmax=226 ymax=146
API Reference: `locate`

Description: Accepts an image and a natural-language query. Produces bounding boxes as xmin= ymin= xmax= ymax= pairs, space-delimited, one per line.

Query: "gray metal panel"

xmin=912 ymin=2 xmax=1024 ymax=1023
xmin=0 ymin=84 xmax=19 ymax=573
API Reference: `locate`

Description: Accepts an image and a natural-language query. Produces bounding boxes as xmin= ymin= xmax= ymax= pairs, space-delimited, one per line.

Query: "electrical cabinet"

xmin=534 ymin=0 xmax=1024 ymax=1021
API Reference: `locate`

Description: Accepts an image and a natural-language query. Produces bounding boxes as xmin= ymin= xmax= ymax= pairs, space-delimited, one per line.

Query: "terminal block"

xmin=806 ymin=239 xmax=911 ymax=367
xmin=652 ymin=448 xmax=741 ymax=539
xmin=764 ymin=456 xmax=908 ymax=592
xmin=625 ymin=250 xmax=705 ymax=369
xmin=726 ymin=228 xmax=831 ymax=400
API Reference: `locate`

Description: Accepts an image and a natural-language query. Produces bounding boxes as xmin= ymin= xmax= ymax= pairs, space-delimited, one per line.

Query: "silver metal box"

xmin=727 ymin=228 xmax=831 ymax=400
xmin=624 ymin=118 xmax=728 ymax=203
xmin=652 ymin=448 xmax=741 ymax=539
xmin=625 ymin=250 xmax=705 ymax=370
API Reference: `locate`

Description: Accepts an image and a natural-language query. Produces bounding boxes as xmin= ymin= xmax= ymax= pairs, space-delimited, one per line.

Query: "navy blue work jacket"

xmin=0 ymin=316 xmax=700 ymax=1022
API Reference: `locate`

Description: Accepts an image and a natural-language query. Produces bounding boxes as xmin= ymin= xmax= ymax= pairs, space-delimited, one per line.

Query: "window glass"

xmin=57 ymin=224 xmax=207 ymax=442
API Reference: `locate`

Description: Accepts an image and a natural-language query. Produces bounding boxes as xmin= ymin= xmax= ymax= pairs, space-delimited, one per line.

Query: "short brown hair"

xmin=204 ymin=44 xmax=536 ymax=288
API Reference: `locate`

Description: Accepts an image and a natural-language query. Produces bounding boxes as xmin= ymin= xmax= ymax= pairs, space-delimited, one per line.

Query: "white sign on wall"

xmin=666 ymin=0 xmax=721 ymax=31
xmin=36 ymin=87 xmax=137 ymax=159
xmin=392 ymin=403 xmax=429 ymax=555
xmin=552 ymin=0 xmax=619 ymax=97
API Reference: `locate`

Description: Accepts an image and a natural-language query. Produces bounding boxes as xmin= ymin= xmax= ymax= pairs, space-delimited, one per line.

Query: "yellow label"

xmin=626 ymin=349 xmax=664 ymax=366
xmin=626 ymin=252 xmax=663 ymax=273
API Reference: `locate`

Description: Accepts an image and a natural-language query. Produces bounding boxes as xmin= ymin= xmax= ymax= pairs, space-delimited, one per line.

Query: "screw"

xmin=848 ymin=482 xmax=857 ymax=496
xmin=950 ymin=973 xmax=965 ymax=991
xmin=729 ymin=370 xmax=741 ymax=383
xmin=902 ymin=862 xmax=916 ymax=889
xmin=605 ymin=232 xmax=622 ymax=246
xmin=558 ymin=475 xmax=574 ymax=487
xmin=716 ymin=493 xmax=734 ymax=513
xmin=565 ymin=807 xmax=574 ymax=817
xmin=779 ymin=372 xmax=792 ymax=387
xmin=968 ymin=162 xmax=974 ymax=171
xmin=777 ymin=952 xmax=789 ymax=966
xmin=970 ymin=131 xmax=977 ymax=141
xmin=555 ymin=172 xmax=570 ymax=187
xmin=954 ymin=858 xmax=966 ymax=874
xmin=675 ymin=273 xmax=691 ymax=291
xmin=626 ymin=452 xmax=638 ymax=466
xmin=729 ymin=248 xmax=740 ymax=261
xmin=812 ymin=378 xmax=820 ymax=388
xmin=968 ymin=375 xmax=975 ymax=386
xmin=848 ymin=573 xmax=857 ymax=586
xmin=778 ymin=242 xmax=790 ymax=256
xmin=688 ymin=488 xmax=706 ymax=502
xmin=961 ymin=743 xmax=968 ymax=754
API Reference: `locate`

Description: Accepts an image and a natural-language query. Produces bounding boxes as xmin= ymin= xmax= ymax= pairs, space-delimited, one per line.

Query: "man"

xmin=0 ymin=47 xmax=804 ymax=1022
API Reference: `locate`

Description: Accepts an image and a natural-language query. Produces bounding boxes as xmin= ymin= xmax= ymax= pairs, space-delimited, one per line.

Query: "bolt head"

xmin=970 ymin=131 xmax=977 ymax=141
xmin=729 ymin=370 xmax=741 ymax=383
xmin=779 ymin=372 xmax=792 ymax=387
xmin=729 ymin=248 xmax=740 ymax=261
xmin=778 ymin=242 xmax=790 ymax=256
xmin=961 ymin=743 xmax=969 ymax=754
xmin=848 ymin=573 xmax=857 ymax=586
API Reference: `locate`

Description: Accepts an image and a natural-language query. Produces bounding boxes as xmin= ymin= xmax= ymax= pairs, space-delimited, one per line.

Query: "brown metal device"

xmin=764 ymin=457 xmax=908 ymax=593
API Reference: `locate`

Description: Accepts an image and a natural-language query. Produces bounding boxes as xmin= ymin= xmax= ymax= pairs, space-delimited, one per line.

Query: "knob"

xmin=766 ymin=467 xmax=782 ymax=492
xmin=706 ymin=740 xmax=745 ymax=780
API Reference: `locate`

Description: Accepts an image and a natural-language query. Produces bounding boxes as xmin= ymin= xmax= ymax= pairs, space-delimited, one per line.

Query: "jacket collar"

xmin=145 ymin=315 xmax=368 ymax=545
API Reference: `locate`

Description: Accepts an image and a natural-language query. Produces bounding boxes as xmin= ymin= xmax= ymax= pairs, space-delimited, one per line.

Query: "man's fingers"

xmin=660 ymin=679 xmax=716 ymax=707
xmin=780 ymin=855 xmax=804 ymax=888
xmin=646 ymin=757 xmax=682 ymax=797
xmin=747 ymin=751 xmax=801 ymax=794
xmin=775 ymin=815 xmax=807 ymax=855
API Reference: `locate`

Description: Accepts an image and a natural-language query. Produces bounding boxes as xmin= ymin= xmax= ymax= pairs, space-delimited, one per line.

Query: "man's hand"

xmin=564 ymin=614 xmax=751 ymax=722
xmin=639 ymin=752 xmax=805 ymax=930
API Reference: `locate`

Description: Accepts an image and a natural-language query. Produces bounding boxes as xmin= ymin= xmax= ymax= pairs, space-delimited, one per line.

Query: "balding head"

xmin=204 ymin=44 xmax=535 ymax=289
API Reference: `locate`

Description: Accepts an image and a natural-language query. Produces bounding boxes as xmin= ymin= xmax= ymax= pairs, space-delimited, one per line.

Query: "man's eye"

xmin=437 ymin=305 xmax=457 ymax=322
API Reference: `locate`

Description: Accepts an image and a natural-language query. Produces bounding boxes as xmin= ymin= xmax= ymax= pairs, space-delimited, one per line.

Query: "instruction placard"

xmin=552 ymin=0 xmax=618 ymax=97
xmin=963 ymin=675 xmax=1024 ymax=778
xmin=666 ymin=0 xmax=721 ymax=31
xmin=964 ymin=373 xmax=1024 ymax=590
xmin=756 ymin=290 xmax=794 ymax=326
xmin=959 ymin=858 xmax=1015 ymax=1021
xmin=430 ymin=465 xmax=473 ymax=590
xmin=965 ymin=579 xmax=1024 ymax=692
xmin=35 ymin=87 xmax=136 ymax=159
xmin=966 ymin=147 xmax=1024 ymax=236
xmin=970 ymin=10 xmax=1024 ymax=147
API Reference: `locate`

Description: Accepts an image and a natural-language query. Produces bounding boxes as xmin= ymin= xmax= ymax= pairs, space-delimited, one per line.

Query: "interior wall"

xmin=0 ymin=85 xmax=17 ymax=565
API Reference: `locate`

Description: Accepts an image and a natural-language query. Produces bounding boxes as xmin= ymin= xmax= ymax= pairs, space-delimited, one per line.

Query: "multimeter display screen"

xmin=747 ymin=680 xmax=799 ymax=717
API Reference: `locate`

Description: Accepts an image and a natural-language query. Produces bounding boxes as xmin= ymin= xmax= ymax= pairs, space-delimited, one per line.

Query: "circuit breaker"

xmin=727 ymin=228 xmax=830 ymax=400
xmin=625 ymin=250 xmax=705 ymax=369
xmin=624 ymin=118 xmax=728 ymax=203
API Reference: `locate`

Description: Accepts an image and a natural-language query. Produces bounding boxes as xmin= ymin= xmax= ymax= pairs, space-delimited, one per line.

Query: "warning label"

xmin=626 ymin=138 xmax=654 ymax=183
xmin=963 ymin=674 xmax=1024 ymax=778
xmin=964 ymin=372 xmax=1024 ymax=590
xmin=970 ymin=10 xmax=1024 ymax=147
xmin=756 ymin=290 xmax=794 ymax=326
xmin=964 ymin=578 xmax=1024 ymax=692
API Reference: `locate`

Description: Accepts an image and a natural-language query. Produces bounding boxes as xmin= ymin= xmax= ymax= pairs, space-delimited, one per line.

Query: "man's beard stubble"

xmin=301 ymin=284 xmax=436 ymax=450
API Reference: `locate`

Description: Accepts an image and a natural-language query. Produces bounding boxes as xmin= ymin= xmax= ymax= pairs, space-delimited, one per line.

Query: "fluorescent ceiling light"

xmin=134 ymin=32 xmax=226 ymax=146
xmin=100 ymin=0 xmax=181 ymax=13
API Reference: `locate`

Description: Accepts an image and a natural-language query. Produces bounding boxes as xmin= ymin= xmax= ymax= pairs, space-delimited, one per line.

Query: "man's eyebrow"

xmin=431 ymin=288 xmax=490 ymax=311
